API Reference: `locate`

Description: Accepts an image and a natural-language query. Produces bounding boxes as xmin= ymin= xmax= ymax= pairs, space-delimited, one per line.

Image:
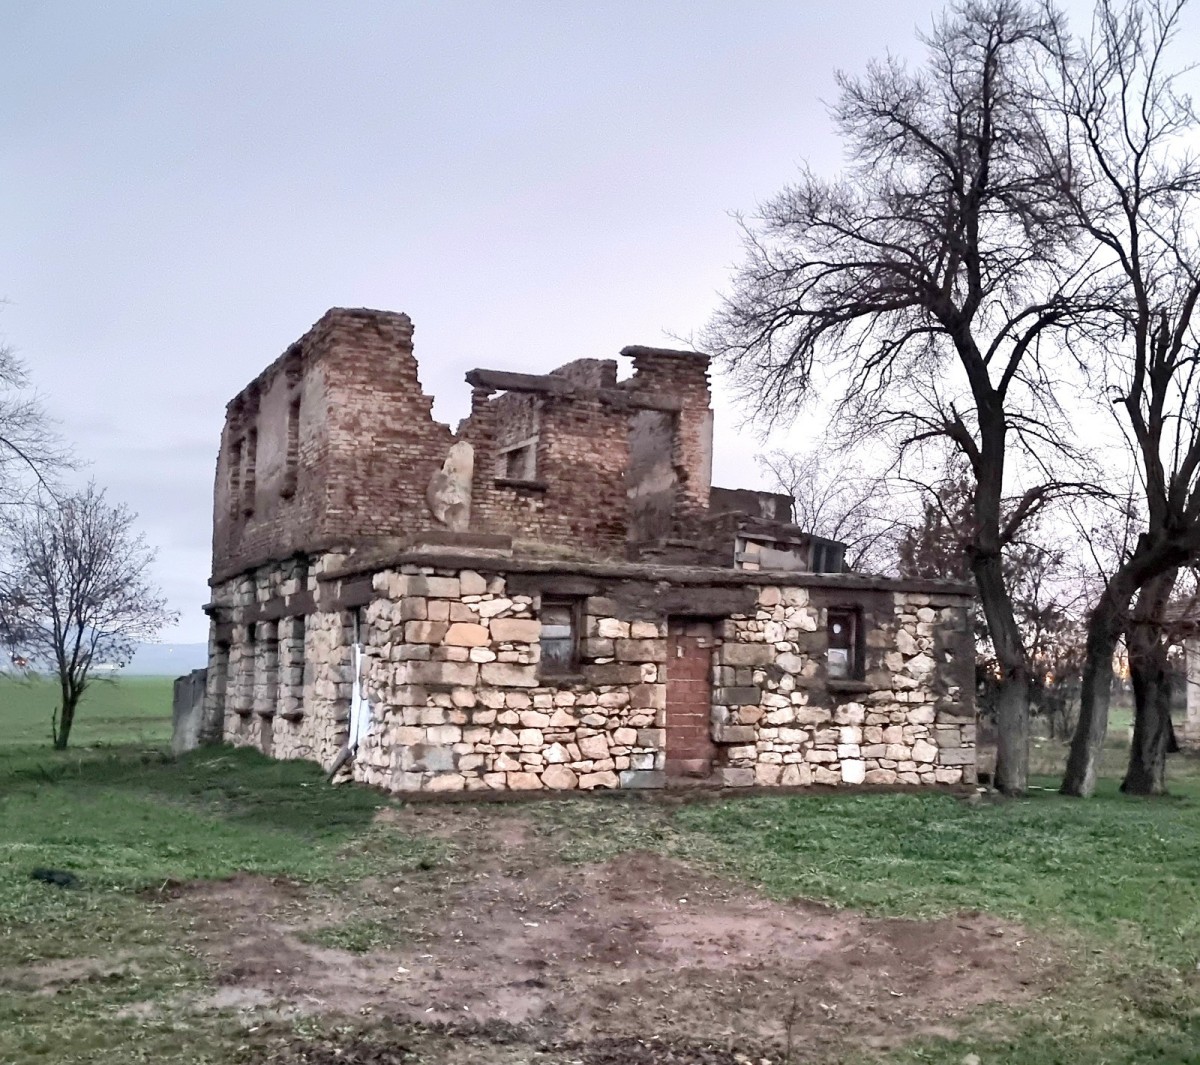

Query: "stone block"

xmin=618 ymin=769 xmax=665 ymax=789
xmin=630 ymin=621 xmax=660 ymax=639
xmin=714 ymin=724 xmax=754 ymax=744
xmin=405 ymin=621 xmax=448 ymax=644
xmin=490 ymin=618 xmax=541 ymax=643
xmin=840 ymin=759 xmax=866 ymax=784
xmin=718 ymin=767 xmax=755 ymax=787
xmin=507 ymin=771 xmax=543 ymax=790
xmin=911 ymin=739 xmax=938 ymax=763
xmin=542 ymin=764 xmax=578 ymax=790
xmin=780 ymin=763 xmax=811 ymax=786
xmin=937 ymin=747 xmax=974 ymax=766
xmin=720 ymin=643 xmax=773 ymax=666
xmin=755 ymin=763 xmax=782 ymax=785
xmin=460 ymin=570 xmax=487 ymax=596
xmin=401 ymin=661 xmax=479 ymax=688
xmin=425 ymin=773 xmax=465 ymax=792
xmin=613 ymin=726 xmax=638 ymax=746
xmin=444 ymin=622 xmax=489 ymax=647
xmin=635 ymin=728 xmax=665 ymax=748
xmin=475 ymin=597 xmax=514 ymax=618
xmin=865 ymin=768 xmax=898 ymax=784
xmin=480 ymin=662 xmax=539 ymax=687
xmin=578 ymin=770 xmax=620 ymax=789
xmin=615 ymin=639 xmax=667 ymax=663
xmin=583 ymin=662 xmax=643 ymax=685
xmin=717 ymin=686 xmax=761 ymax=706
xmin=578 ymin=733 xmax=609 ymax=760
xmin=405 ymin=576 xmax=461 ymax=599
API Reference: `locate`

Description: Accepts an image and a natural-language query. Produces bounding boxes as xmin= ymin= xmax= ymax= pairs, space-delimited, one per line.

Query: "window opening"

xmin=282 ymin=395 xmax=301 ymax=498
xmin=242 ymin=428 xmax=258 ymax=515
xmin=539 ymin=599 xmax=580 ymax=675
xmin=826 ymin=608 xmax=861 ymax=680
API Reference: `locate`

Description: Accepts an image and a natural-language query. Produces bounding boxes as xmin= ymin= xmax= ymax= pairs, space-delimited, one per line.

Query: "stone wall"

xmin=205 ymin=555 xmax=976 ymax=794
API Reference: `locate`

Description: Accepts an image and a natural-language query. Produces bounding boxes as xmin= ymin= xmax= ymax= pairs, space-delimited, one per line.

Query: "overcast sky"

xmin=2 ymin=0 xmax=1110 ymax=643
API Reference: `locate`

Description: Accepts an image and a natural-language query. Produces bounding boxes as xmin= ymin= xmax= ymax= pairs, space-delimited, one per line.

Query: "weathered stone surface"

xmin=480 ymin=662 xmax=539 ymax=687
xmin=490 ymin=618 xmax=541 ymax=643
xmin=720 ymin=643 xmax=773 ymax=666
xmin=618 ymin=769 xmax=665 ymax=789
xmin=578 ymin=770 xmax=619 ymax=789
xmin=542 ymin=764 xmax=578 ymax=789
xmin=444 ymin=622 xmax=489 ymax=647
xmin=578 ymin=734 xmax=609 ymax=760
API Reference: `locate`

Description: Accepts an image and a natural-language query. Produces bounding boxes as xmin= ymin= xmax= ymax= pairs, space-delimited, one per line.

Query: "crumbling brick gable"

xmin=212 ymin=308 xmax=454 ymax=579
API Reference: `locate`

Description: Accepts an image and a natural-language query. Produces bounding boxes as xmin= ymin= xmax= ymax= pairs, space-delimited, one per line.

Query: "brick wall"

xmin=212 ymin=309 xmax=454 ymax=579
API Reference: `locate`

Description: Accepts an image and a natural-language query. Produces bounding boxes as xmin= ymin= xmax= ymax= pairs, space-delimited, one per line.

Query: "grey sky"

xmin=2 ymin=0 xmax=1100 ymax=642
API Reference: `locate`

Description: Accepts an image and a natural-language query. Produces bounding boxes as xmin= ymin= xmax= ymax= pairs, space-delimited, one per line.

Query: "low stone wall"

xmin=205 ymin=556 xmax=976 ymax=794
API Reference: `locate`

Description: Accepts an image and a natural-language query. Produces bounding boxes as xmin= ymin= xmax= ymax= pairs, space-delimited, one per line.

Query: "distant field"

xmin=0 ymin=675 xmax=173 ymax=748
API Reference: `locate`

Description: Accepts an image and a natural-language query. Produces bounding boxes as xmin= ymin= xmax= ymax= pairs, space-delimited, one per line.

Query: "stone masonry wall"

xmin=207 ymin=558 xmax=975 ymax=794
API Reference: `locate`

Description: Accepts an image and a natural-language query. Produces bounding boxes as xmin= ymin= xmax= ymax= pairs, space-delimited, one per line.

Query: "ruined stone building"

xmin=201 ymin=307 xmax=977 ymax=793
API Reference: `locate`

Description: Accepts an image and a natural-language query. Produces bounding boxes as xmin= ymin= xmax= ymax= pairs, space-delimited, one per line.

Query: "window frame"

xmin=825 ymin=607 xmax=864 ymax=681
xmin=538 ymin=597 xmax=582 ymax=677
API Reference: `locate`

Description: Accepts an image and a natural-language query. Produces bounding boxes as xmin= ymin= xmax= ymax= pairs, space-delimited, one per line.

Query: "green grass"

xmin=2 ymin=680 xmax=1199 ymax=1063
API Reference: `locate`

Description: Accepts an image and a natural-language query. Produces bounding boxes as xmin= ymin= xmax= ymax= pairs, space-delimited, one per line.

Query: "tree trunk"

xmin=972 ymin=551 xmax=1029 ymax=795
xmin=1061 ymin=573 xmax=1132 ymax=797
xmin=53 ymin=695 xmax=77 ymax=750
xmin=1122 ymin=569 xmax=1178 ymax=796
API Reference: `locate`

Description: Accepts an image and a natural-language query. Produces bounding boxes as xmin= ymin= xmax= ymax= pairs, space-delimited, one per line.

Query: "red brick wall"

xmin=212 ymin=309 xmax=454 ymax=578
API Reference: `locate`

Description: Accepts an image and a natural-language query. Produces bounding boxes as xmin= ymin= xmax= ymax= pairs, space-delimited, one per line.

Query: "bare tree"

xmin=758 ymin=448 xmax=907 ymax=572
xmin=706 ymin=0 xmax=1097 ymax=794
xmin=1049 ymin=0 xmax=1200 ymax=796
xmin=0 ymin=484 xmax=176 ymax=748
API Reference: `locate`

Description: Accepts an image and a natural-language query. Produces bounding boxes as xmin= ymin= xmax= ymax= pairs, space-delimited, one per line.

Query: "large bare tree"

xmin=1050 ymin=0 xmax=1200 ymax=796
xmin=0 ymin=484 xmax=176 ymax=748
xmin=706 ymin=0 xmax=1095 ymax=794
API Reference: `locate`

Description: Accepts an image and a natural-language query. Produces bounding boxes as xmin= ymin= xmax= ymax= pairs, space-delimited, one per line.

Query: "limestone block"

xmin=794 ymin=707 xmax=832 ymax=725
xmin=460 ymin=570 xmax=487 ymax=596
xmin=517 ymin=728 xmax=543 ymax=747
xmin=895 ymin=629 xmax=919 ymax=656
xmin=780 ymin=763 xmax=811 ymax=786
xmin=630 ymin=621 xmax=660 ymax=639
xmin=542 ymin=764 xmax=578 ymax=790
xmin=865 ymin=768 xmax=899 ymax=784
xmin=544 ymin=743 xmax=570 ymax=764
xmin=400 ymin=661 xmax=479 ymax=688
xmin=596 ymin=618 xmax=630 ymax=639
xmin=636 ymin=728 xmax=665 ymax=748
xmin=490 ymin=618 xmax=541 ymax=643
xmin=469 ymin=647 xmax=497 ymax=663
xmin=775 ymin=652 xmax=805 ymax=674
xmin=912 ymin=739 xmax=938 ymax=763
xmin=475 ymin=598 xmax=514 ymax=618
xmin=480 ymin=662 xmax=539 ymax=687
xmin=777 ymin=727 xmax=809 ymax=745
xmin=578 ymin=770 xmax=620 ymax=789
xmin=841 ymin=759 xmax=866 ymax=784
xmin=934 ymin=767 xmax=964 ymax=784
xmin=813 ymin=767 xmax=841 ymax=785
xmin=405 ymin=621 xmax=448 ymax=644
xmin=619 ymin=769 xmax=665 ymax=789
xmin=838 ymin=726 xmax=863 ymax=745
xmin=937 ymin=747 xmax=974 ymax=765
xmin=836 ymin=744 xmax=861 ymax=760
xmin=720 ymin=643 xmax=774 ymax=666
xmin=613 ymin=726 xmax=638 ymax=746
xmin=425 ymin=773 xmax=466 ymax=792
xmin=755 ymin=763 xmax=782 ymax=785
xmin=718 ymin=767 xmax=755 ymax=787
xmin=578 ymin=734 xmax=609 ymax=760
xmin=444 ymin=623 xmax=489 ymax=647
xmin=507 ymin=771 xmax=543 ymax=790
xmin=616 ymin=639 xmax=667 ymax=663
xmin=714 ymin=724 xmax=755 ymax=744
xmin=758 ymin=587 xmax=781 ymax=607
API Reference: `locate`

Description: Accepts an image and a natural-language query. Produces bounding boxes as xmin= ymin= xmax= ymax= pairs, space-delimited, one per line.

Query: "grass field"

xmin=2 ymin=678 xmax=1199 ymax=1064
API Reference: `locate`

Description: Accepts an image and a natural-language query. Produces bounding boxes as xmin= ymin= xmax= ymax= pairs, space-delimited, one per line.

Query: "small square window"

xmin=539 ymin=599 xmax=580 ymax=675
xmin=826 ymin=608 xmax=861 ymax=680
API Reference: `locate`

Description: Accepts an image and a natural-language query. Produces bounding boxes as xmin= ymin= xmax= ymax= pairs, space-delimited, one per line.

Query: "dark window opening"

xmin=242 ymin=428 xmax=258 ymax=515
xmin=539 ymin=599 xmax=580 ymax=675
xmin=228 ymin=437 xmax=243 ymax=519
xmin=282 ymin=396 xmax=301 ymax=498
xmin=499 ymin=441 xmax=536 ymax=481
xmin=811 ymin=538 xmax=846 ymax=574
xmin=826 ymin=608 xmax=862 ymax=680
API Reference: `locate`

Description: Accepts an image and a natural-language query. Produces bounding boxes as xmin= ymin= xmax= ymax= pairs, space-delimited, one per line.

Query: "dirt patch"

xmin=7 ymin=953 xmax=143 ymax=995
xmin=156 ymin=812 xmax=1059 ymax=1062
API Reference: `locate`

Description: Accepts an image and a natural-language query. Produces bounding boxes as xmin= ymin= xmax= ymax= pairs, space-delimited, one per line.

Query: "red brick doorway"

xmin=664 ymin=619 xmax=718 ymax=780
